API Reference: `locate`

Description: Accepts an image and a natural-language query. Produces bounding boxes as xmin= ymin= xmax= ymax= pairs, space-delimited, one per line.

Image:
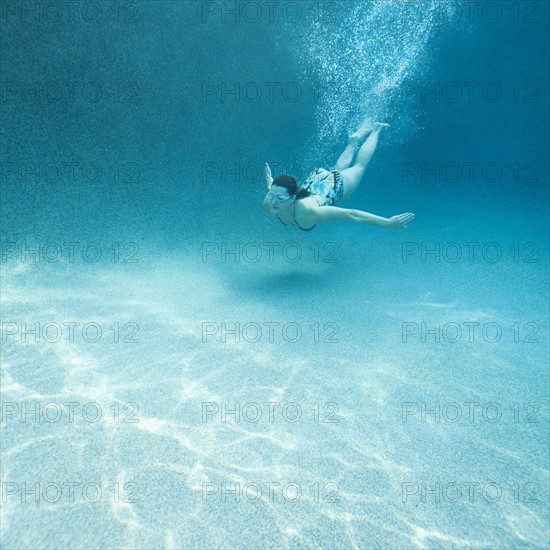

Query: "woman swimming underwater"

xmin=262 ymin=122 xmax=415 ymax=231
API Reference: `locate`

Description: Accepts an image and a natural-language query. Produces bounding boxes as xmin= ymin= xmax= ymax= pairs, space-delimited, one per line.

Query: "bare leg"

xmin=340 ymin=122 xmax=389 ymax=200
xmin=334 ymin=144 xmax=356 ymax=171
xmin=334 ymin=120 xmax=374 ymax=170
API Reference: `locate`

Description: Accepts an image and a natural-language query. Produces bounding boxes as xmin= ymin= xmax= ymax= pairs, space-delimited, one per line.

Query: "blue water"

xmin=1 ymin=1 xmax=549 ymax=548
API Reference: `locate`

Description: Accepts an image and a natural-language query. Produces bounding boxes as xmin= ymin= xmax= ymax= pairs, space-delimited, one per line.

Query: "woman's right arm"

xmin=262 ymin=162 xmax=275 ymax=214
xmin=264 ymin=162 xmax=273 ymax=190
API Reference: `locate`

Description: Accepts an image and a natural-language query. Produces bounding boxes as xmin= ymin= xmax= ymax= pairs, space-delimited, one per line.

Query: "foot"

xmin=348 ymin=121 xmax=373 ymax=146
xmin=372 ymin=122 xmax=390 ymax=132
xmin=348 ymin=121 xmax=389 ymax=145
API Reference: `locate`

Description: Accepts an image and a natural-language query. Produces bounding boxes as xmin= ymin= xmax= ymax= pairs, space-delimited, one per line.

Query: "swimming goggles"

xmin=267 ymin=192 xmax=293 ymax=202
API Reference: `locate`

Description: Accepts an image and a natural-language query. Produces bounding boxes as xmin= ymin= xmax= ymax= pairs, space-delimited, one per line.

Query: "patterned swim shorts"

xmin=301 ymin=168 xmax=344 ymax=206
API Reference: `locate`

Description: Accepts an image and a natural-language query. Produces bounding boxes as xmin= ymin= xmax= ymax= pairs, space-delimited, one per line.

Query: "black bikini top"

xmin=276 ymin=203 xmax=316 ymax=231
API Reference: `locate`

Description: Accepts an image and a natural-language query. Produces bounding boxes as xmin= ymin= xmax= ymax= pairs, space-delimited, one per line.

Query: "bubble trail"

xmin=294 ymin=0 xmax=445 ymax=161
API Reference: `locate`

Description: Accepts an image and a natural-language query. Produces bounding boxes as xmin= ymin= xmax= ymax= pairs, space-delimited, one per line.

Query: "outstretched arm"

xmin=262 ymin=162 xmax=275 ymax=214
xmin=263 ymin=162 xmax=273 ymax=190
xmin=311 ymin=206 xmax=414 ymax=228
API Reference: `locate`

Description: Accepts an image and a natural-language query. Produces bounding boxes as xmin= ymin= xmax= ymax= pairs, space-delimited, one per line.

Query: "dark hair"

xmin=271 ymin=174 xmax=311 ymax=200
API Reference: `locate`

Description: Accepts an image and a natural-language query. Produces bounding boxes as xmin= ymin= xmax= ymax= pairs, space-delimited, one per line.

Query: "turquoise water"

xmin=1 ymin=1 xmax=549 ymax=548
